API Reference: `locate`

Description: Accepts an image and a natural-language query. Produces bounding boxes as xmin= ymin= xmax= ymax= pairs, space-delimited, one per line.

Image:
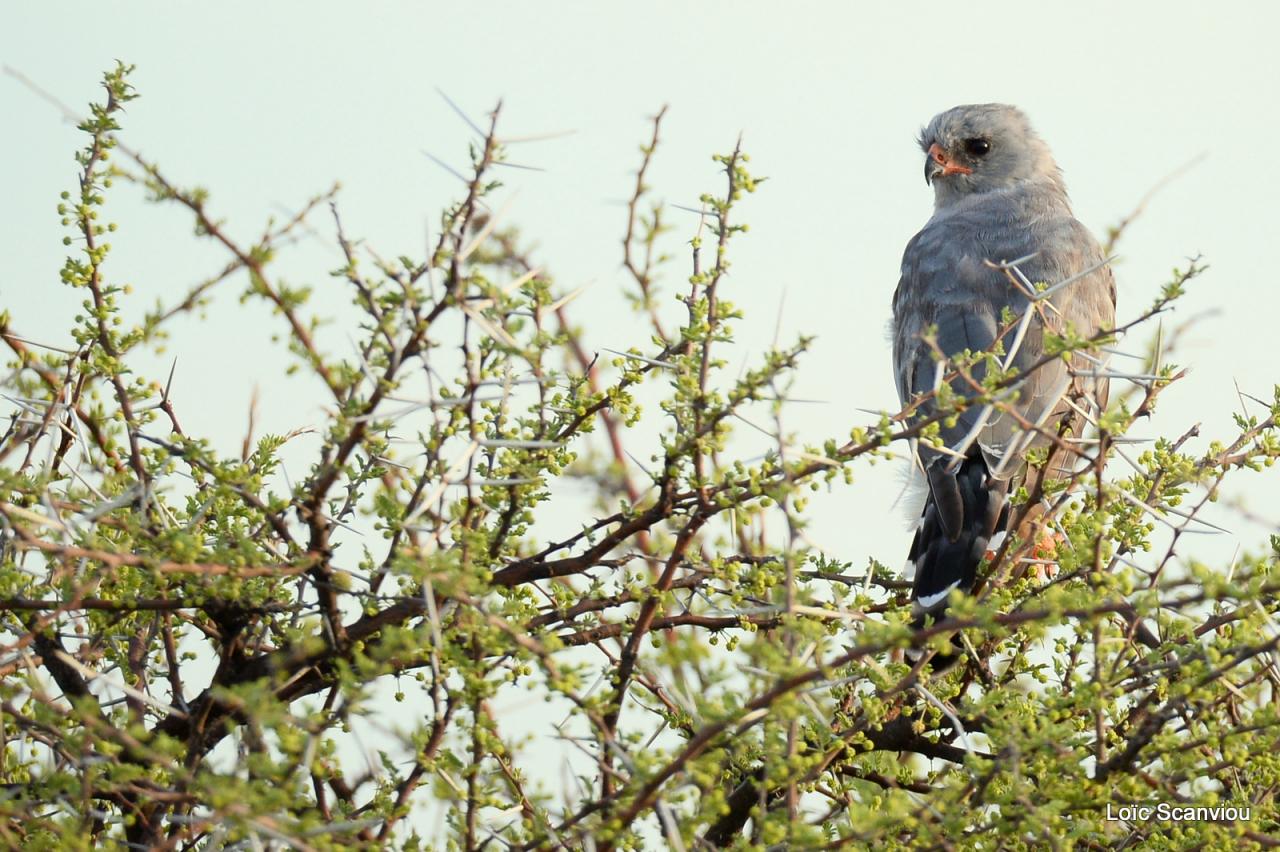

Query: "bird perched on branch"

xmin=892 ymin=104 xmax=1116 ymax=649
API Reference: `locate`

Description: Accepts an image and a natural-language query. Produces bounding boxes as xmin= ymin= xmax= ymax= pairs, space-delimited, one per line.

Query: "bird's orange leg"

xmin=1030 ymin=527 xmax=1065 ymax=581
xmin=985 ymin=526 xmax=1066 ymax=581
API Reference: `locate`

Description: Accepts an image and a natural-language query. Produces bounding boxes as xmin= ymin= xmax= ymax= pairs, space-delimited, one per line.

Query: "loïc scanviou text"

xmin=1105 ymin=803 xmax=1251 ymax=823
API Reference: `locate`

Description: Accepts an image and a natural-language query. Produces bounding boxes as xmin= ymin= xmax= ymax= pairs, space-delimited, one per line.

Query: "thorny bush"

xmin=3 ymin=64 xmax=1280 ymax=850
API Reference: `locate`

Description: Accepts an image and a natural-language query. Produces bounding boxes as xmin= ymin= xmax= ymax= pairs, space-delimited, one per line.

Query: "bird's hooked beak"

xmin=924 ymin=142 xmax=973 ymax=185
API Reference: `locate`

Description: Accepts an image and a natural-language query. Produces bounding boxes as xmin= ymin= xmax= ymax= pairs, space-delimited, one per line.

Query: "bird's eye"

xmin=964 ymin=138 xmax=991 ymax=157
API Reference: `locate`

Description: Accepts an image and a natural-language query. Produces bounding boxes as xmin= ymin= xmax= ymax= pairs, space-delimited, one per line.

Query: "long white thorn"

xmin=1033 ymin=255 xmax=1117 ymax=302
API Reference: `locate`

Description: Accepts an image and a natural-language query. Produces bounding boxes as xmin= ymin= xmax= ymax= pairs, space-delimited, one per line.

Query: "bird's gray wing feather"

xmin=893 ymin=195 xmax=1114 ymax=633
xmin=893 ymin=201 xmax=1114 ymax=477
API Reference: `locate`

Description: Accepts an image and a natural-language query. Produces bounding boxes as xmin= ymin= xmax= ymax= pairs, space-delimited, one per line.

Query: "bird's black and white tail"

xmin=905 ymin=452 xmax=1011 ymax=654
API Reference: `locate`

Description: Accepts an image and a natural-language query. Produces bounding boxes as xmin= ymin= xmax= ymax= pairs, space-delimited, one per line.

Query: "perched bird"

xmin=892 ymin=104 xmax=1116 ymax=644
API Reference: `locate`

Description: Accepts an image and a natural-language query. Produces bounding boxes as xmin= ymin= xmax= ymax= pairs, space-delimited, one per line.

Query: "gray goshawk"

xmin=892 ymin=104 xmax=1116 ymax=635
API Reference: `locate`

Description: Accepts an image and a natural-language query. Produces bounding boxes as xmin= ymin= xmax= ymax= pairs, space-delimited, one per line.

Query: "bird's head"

xmin=918 ymin=104 xmax=1065 ymax=206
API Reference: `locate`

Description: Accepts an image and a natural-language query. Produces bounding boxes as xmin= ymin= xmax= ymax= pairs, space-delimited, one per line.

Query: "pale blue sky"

xmin=6 ymin=0 xmax=1280 ymax=835
xmin=8 ymin=2 xmax=1278 ymax=563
